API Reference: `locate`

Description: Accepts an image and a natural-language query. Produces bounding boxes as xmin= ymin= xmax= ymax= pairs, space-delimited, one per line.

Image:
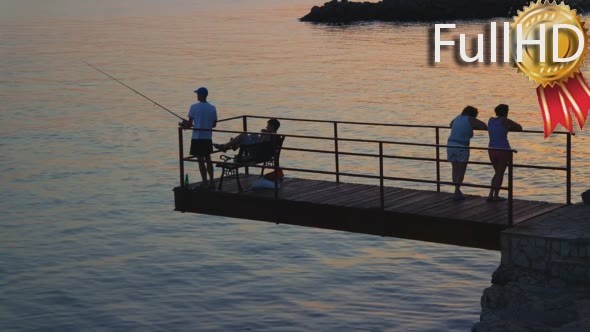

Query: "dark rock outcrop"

xmin=301 ymin=0 xmax=590 ymax=23
xmin=472 ymin=265 xmax=590 ymax=331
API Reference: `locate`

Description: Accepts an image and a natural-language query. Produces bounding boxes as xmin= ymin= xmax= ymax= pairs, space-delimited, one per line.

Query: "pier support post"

xmin=178 ymin=127 xmax=185 ymax=187
xmin=436 ymin=127 xmax=441 ymax=192
xmin=379 ymin=142 xmax=384 ymax=210
xmin=508 ymin=153 xmax=513 ymax=226
xmin=334 ymin=122 xmax=340 ymax=183
xmin=567 ymin=133 xmax=572 ymax=205
xmin=243 ymin=116 xmax=249 ymax=175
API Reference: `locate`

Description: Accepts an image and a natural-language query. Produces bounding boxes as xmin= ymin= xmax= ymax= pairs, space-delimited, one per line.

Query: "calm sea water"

xmin=1 ymin=0 xmax=589 ymax=331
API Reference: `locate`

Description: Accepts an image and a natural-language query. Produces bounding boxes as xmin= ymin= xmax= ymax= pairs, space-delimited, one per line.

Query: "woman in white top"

xmin=447 ymin=106 xmax=488 ymax=201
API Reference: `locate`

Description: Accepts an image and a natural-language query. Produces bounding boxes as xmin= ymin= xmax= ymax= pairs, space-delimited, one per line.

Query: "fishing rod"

xmin=83 ymin=60 xmax=186 ymax=121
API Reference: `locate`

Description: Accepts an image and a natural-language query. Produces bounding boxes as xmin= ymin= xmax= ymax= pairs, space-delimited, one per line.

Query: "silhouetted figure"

xmin=214 ymin=118 xmax=281 ymax=152
xmin=447 ymin=106 xmax=487 ymax=201
xmin=487 ymin=104 xmax=522 ymax=201
xmin=182 ymin=87 xmax=218 ymax=188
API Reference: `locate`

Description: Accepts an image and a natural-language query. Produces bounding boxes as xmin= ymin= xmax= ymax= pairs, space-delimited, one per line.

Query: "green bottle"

xmin=185 ymin=174 xmax=189 ymax=187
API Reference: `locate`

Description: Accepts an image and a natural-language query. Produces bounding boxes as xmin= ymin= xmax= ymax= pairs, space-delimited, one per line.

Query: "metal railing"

xmin=179 ymin=115 xmax=573 ymax=226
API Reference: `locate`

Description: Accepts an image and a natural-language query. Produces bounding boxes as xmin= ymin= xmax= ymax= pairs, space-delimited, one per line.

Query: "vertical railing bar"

xmin=243 ymin=115 xmax=249 ymax=175
xmin=435 ymin=128 xmax=441 ymax=192
xmin=274 ymin=163 xmax=279 ymax=200
xmin=178 ymin=127 xmax=185 ymax=187
xmin=566 ymin=133 xmax=572 ymax=205
xmin=334 ymin=122 xmax=340 ymax=183
xmin=379 ymin=142 xmax=384 ymax=210
xmin=508 ymin=152 xmax=514 ymax=226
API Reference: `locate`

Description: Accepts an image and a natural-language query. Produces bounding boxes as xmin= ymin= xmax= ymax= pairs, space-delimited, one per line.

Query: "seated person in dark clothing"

xmin=214 ymin=118 xmax=281 ymax=152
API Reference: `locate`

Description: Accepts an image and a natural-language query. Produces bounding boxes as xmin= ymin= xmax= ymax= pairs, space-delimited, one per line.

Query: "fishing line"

xmin=83 ymin=60 xmax=186 ymax=121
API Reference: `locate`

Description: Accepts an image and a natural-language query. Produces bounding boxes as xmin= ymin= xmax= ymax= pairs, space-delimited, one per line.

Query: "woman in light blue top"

xmin=447 ymin=106 xmax=487 ymax=201
xmin=487 ymin=104 xmax=522 ymax=201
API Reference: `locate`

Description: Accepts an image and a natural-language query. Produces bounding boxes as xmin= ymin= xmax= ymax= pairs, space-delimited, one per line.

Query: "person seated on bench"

xmin=214 ymin=118 xmax=281 ymax=152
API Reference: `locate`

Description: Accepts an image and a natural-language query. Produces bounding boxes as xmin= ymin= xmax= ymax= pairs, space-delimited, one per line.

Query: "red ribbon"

xmin=536 ymin=73 xmax=590 ymax=137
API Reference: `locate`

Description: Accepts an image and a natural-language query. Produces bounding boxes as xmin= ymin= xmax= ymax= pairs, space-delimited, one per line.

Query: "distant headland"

xmin=300 ymin=0 xmax=590 ymax=23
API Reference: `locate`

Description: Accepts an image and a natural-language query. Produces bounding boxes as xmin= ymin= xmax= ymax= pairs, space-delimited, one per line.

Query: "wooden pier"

xmin=174 ymin=175 xmax=565 ymax=250
xmin=175 ymin=115 xmax=573 ymax=251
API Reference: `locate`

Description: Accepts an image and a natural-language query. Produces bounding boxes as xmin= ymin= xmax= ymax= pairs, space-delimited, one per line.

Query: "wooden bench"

xmin=216 ymin=135 xmax=285 ymax=191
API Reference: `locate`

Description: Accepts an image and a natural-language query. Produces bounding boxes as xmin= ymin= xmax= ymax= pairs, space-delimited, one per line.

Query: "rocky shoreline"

xmin=472 ymin=265 xmax=590 ymax=331
xmin=472 ymin=205 xmax=590 ymax=331
xmin=300 ymin=0 xmax=590 ymax=23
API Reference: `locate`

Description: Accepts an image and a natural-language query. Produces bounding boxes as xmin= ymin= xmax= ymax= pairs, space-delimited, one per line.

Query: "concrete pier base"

xmin=501 ymin=204 xmax=590 ymax=282
xmin=473 ymin=204 xmax=590 ymax=331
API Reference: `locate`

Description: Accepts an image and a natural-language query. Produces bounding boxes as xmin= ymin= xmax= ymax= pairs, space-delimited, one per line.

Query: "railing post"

xmin=274 ymin=164 xmax=279 ymax=200
xmin=379 ymin=142 xmax=384 ymax=210
xmin=242 ymin=115 xmax=248 ymax=132
xmin=334 ymin=122 xmax=340 ymax=183
xmin=178 ymin=127 xmax=185 ymax=188
xmin=243 ymin=115 xmax=249 ymax=175
xmin=435 ymin=127 xmax=441 ymax=192
xmin=566 ymin=133 xmax=572 ymax=205
xmin=508 ymin=152 xmax=514 ymax=226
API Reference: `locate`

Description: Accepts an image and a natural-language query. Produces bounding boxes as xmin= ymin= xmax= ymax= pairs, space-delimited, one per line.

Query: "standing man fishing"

xmin=183 ymin=87 xmax=217 ymax=188
xmin=83 ymin=62 xmax=218 ymax=188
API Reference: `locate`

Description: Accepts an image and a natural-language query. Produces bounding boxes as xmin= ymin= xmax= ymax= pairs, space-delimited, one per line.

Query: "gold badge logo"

xmin=512 ymin=0 xmax=588 ymax=86
xmin=512 ymin=0 xmax=589 ymax=136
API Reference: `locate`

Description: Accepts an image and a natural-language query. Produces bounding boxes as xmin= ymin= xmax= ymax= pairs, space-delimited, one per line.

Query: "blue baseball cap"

xmin=194 ymin=87 xmax=208 ymax=96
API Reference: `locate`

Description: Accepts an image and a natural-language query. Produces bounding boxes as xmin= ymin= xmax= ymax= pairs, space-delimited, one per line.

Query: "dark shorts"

xmin=190 ymin=139 xmax=213 ymax=157
xmin=488 ymin=150 xmax=512 ymax=165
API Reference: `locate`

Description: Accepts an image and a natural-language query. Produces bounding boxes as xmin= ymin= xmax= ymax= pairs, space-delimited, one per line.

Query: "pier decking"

xmin=174 ymin=175 xmax=565 ymax=250
xmin=174 ymin=115 xmax=573 ymax=251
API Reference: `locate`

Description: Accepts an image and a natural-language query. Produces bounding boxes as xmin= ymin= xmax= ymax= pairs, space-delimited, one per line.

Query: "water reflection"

xmin=1 ymin=0 xmax=588 ymax=330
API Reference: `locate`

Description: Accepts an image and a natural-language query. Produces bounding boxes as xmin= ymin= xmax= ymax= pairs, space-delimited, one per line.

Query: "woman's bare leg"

xmin=452 ymin=161 xmax=468 ymax=198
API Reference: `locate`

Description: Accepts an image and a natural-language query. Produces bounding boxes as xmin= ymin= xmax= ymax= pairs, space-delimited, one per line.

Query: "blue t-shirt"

xmin=188 ymin=101 xmax=217 ymax=140
xmin=448 ymin=115 xmax=473 ymax=146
